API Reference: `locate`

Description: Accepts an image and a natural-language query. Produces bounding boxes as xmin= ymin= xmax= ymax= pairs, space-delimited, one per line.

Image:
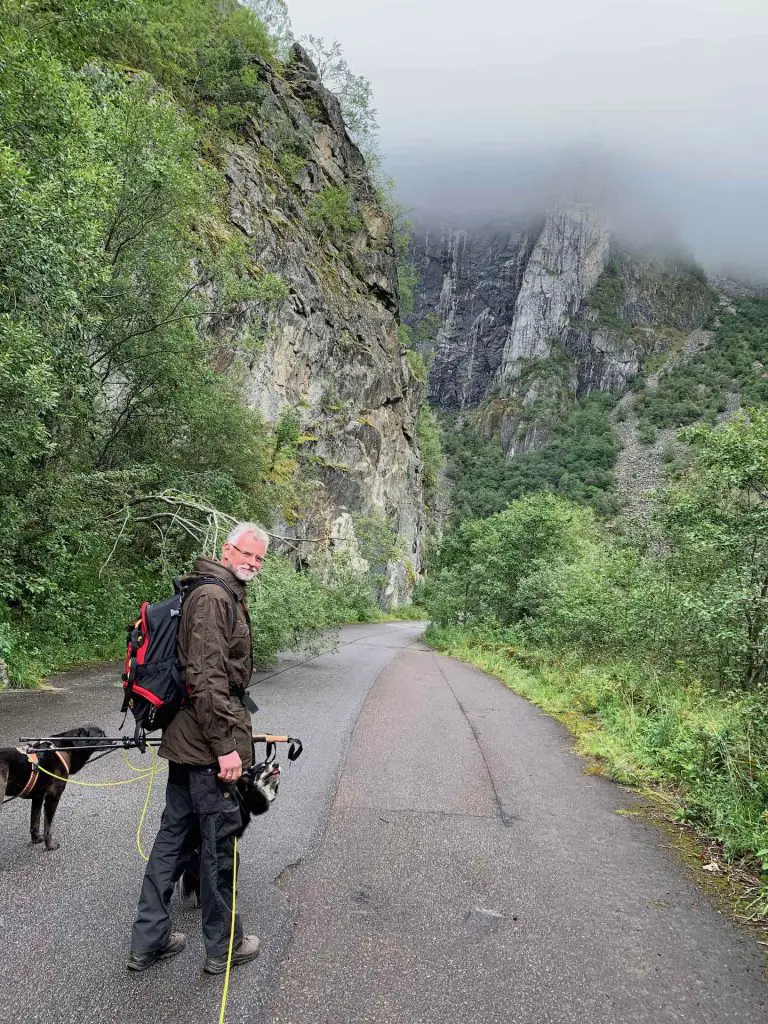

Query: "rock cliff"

xmin=409 ymin=205 xmax=715 ymax=456
xmin=217 ymin=45 xmax=423 ymax=601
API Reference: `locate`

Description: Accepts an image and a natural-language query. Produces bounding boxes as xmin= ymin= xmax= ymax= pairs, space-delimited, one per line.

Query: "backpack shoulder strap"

xmin=181 ymin=576 xmax=239 ymax=634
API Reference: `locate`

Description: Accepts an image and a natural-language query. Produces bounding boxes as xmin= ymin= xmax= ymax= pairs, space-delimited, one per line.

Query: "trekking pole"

xmin=18 ymin=736 xmax=163 ymax=751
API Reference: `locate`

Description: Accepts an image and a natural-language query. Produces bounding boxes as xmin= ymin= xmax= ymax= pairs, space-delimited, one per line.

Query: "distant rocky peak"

xmin=408 ymin=203 xmax=716 ymax=456
xmin=498 ymin=204 xmax=610 ymax=389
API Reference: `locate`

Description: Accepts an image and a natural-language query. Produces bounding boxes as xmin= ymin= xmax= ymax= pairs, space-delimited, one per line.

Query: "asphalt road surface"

xmin=1 ymin=622 xmax=766 ymax=1024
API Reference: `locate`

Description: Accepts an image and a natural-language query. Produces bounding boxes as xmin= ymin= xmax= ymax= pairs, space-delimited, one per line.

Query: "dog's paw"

xmin=30 ymin=835 xmax=44 ymax=845
xmin=44 ymin=839 xmax=60 ymax=851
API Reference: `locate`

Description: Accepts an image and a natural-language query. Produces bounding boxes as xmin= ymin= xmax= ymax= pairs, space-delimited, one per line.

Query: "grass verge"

xmin=426 ymin=623 xmax=768 ymax=934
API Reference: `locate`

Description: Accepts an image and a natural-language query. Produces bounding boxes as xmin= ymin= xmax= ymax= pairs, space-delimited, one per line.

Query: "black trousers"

xmin=130 ymin=763 xmax=243 ymax=958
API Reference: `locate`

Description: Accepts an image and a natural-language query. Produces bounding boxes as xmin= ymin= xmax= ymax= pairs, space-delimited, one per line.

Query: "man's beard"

xmin=233 ymin=566 xmax=257 ymax=582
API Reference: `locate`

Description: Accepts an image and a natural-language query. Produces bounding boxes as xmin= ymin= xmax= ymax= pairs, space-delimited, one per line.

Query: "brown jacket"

xmin=158 ymin=557 xmax=254 ymax=768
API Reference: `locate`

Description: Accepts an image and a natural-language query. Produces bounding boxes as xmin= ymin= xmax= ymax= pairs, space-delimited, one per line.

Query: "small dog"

xmin=0 ymin=725 xmax=107 ymax=850
xmin=180 ymin=759 xmax=281 ymax=904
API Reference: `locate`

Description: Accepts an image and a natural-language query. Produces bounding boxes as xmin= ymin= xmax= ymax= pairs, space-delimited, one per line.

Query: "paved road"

xmin=1 ymin=623 xmax=767 ymax=1023
xmin=0 ymin=622 xmax=424 ymax=1024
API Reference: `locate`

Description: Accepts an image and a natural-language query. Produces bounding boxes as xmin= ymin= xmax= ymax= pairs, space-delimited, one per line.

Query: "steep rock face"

xmin=216 ymin=46 xmax=423 ymax=601
xmin=409 ymin=226 xmax=537 ymax=410
xmin=410 ymin=205 xmax=715 ymax=456
xmin=498 ymin=206 xmax=610 ymax=387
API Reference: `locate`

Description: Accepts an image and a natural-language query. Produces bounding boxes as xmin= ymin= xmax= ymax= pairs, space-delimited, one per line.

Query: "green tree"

xmin=420 ymin=493 xmax=598 ymax=627
xmin=298 ymin=34 xmax=377 ymax=151
xmin=658 ymin=409 xmax=768 ymax=686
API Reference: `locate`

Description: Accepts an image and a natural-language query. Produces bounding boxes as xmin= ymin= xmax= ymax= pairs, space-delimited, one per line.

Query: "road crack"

xmin=432 ymin=654 xmax=512 ymax=825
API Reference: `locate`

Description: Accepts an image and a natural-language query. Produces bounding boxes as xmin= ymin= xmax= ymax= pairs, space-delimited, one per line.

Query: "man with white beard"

xmin=127 ymin=523 xmax=268 ymax=975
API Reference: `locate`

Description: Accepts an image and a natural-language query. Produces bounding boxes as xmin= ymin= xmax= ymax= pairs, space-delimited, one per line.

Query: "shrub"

xmin=405 ymin=348 xmax=428 ymax=383
xmin=637 ymin=422 xmax=658 ymax=445
xmin=417 ymin=405 xmax=444 ymax=493
xmin=305 ymin=185 xmax=363 ymax=242
xmin=279 ymin=150 xmax=305 ymax=182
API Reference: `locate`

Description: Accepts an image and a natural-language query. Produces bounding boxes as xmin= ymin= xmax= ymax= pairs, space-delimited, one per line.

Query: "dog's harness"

xmin=15 ymin=747 xmax=71 ymax=798
xmin=17 ymin=748 xmax=39 ymax=798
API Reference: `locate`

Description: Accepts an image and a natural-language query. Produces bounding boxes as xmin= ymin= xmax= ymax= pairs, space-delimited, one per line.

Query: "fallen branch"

xmin=98 ymin=489 xmax=329 ymax=573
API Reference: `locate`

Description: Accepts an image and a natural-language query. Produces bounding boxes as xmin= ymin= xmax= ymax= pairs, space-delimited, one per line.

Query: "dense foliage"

xmin=0 ymin=0 xmax=407 ymax=685
xmin=421 ymin=408 xmax=768 ymax=895
xmin=444 ymin=392 xmax=620 ymax=524
xmin=634 ymin=298 xmax=768 ymax=430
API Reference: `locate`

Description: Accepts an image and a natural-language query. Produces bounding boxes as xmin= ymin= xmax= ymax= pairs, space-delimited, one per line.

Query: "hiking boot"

xmin=126 ymin=932 xmax=186 ymax=972
xmin=204 ymin=935 xmax=260 ymax=975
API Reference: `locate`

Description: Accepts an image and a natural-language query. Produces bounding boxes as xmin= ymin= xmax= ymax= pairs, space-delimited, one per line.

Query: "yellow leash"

xmin=125 ymin=747 xmax=161 ymax=862
xmin=31 ymin=760 xmax=162 ymax=788
xmin=219 ymin=836 xmax=238 ymax=1024
xmin=27 ymin=748 xmax=237 ymax=1021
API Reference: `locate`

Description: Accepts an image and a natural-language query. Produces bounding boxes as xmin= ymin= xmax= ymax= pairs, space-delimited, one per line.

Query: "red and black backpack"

xmin=121 ymin=577 xmax=238 ymax=746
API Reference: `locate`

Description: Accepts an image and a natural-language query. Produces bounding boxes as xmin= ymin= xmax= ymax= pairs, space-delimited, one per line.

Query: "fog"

xmin=286 ymin=0 xmax=768 ymax=277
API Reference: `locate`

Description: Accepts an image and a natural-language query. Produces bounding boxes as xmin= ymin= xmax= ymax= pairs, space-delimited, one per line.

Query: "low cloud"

xmin=386 ymin=143 xmax=768 ymax=279
xmin=288 ymin=0 xmax=768 ymax=278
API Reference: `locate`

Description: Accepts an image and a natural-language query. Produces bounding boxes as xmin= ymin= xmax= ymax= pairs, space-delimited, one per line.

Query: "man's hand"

xmin=217 ymin=750 xmax=242 ymax=783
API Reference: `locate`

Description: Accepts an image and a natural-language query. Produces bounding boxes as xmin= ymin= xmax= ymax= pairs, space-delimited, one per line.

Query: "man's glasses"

xmin=231 ymin=543 xmax=265 ymax=565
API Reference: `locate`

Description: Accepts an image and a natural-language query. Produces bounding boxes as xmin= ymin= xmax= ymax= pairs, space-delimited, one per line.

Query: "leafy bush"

xmin=417 ymin=405 xmax=444 ymax=494
xmin=405 ymin=348 xmax=428 ymax=383
xmin=418 ymin=493 xmax=599 ymax=627
xmin=306 ymin=548 xmax=378 ymax=624
xmin=278 ymin=150 xmax=305 ymax=182
xmin=305 ymin=185 xmax=362 ymax=242
xmin=637 ymin=421 xmax=658 ymax=445
xmin=351 ymin=511 xmax=403 ymax=578
xmin=248 ymin=553 xmax=334 ymax=667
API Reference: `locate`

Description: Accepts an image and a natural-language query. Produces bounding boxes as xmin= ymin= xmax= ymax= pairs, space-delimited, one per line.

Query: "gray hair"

xmin=225 ymin=522 xmax=270 ymax=550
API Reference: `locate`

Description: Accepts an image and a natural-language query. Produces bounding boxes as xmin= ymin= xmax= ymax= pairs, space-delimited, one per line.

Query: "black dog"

xmin=180 ymin=759 xmax=281 ymax=904
xmin=0 ymin=725 xmax=107 ymax=850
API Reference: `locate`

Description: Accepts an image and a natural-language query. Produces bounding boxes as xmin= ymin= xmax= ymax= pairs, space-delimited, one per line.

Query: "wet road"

xmin=0 ymin=622 xmax=425 ymax=1024
xmin=1 ymin=621 xmax=766 ymax=1023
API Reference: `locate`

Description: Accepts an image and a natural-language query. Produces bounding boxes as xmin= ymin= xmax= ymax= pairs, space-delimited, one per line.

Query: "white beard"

xmin=233 ymin=566 xmax=257 ymax=582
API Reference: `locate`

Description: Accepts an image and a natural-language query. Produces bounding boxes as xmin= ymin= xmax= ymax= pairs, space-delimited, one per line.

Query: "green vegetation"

xmin=278 ymin=149 xmax=306 ymax=182
xmin=585 ymin=262 xmax=629 ymax=334
xmin=445 ymin=392 xmax=620 ymax=523
xmin=397 ymin=258 xmax=418 ymax=316
xmin=351 ymin=511 xmax=404 ymax=578
xmin=420 ymin=410 xmax=768 ymax=905
xmin=405 ymin=348 xmax=428 ymax=383
xmin=305 ymin=184 xmax=363 ymax=243
xmin=635 ymin=298 xmax=768 ymax=430
xmin=417 ymin=405 xmax=444 ymax=495
xmin=0 ymin=0 xmax=413 ymax=687
xmin=583 ymin=257 xmax=716 ymax=343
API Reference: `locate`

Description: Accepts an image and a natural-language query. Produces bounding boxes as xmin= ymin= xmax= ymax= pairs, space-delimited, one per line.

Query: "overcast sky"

xmin=286 ymin=0 xmax=768 ymax=275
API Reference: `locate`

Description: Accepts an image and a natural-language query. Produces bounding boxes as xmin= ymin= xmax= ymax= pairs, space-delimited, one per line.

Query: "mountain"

xmin=409 ymin=206 xmax=716 ymax=457
xmin=219 ymin=44 xmax=424 ymax=599
xmin=0 ymin=5 xmax=429 ymax=686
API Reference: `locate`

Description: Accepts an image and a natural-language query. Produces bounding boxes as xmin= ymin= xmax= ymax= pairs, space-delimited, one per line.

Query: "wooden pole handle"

xmin=252 ymin=733 xmax=290 ymax=743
